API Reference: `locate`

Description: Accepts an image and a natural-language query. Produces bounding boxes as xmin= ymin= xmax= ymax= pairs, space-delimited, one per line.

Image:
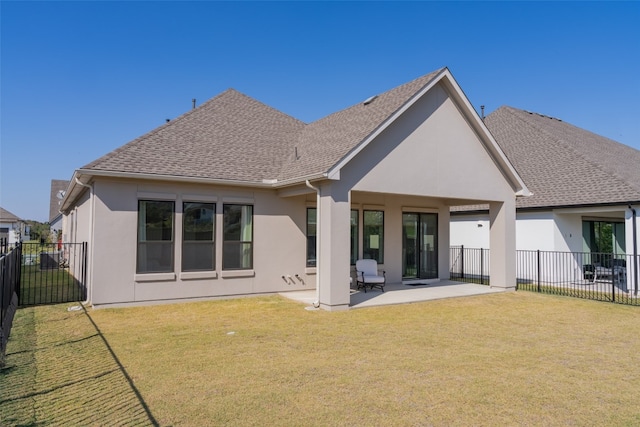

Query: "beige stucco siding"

xmin=88 ymin=178 xmax=313 ymax=306
xmin=344 ymin=83 xmax=514 ymax=202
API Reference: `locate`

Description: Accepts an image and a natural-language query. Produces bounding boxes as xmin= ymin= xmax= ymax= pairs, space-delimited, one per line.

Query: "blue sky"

xmin=1 ymin=1 xmax=639 ymax=222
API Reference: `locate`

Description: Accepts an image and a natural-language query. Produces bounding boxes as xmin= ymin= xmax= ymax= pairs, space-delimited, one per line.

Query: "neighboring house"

xmin=0 ymin=207 xmax=28 ymax=246
xmin=59 ymin=67 xmax=529 ymax=310
xmin=49 ymin=179 xmax=70 ymax=240
xmin=450 ymin=106 xmax=640 ymax=289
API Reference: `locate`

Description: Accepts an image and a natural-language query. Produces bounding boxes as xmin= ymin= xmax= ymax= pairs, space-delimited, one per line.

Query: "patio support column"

xmin=317 ymin=181 xmax=351 ymax=311
xmin=489 ymin=198 xmax=516 ymax=289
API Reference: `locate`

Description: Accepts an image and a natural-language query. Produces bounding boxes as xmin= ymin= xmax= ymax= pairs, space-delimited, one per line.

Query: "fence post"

xmin=537 ymin=250 xmax=541 ymax=293
xmin=611 ymin=258 xmax=616 ymax=303
xmin=460 ymin=245 xmax=464 ymax=280
xmin=480 ymin=248 xmax=484 ymax=285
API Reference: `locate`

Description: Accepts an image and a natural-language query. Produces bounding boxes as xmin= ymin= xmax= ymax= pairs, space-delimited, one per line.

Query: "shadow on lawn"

xmin=0 ymin=305 xmax=159 ymax=426
xmin=81 ymin=305 xmax=160 ymax=426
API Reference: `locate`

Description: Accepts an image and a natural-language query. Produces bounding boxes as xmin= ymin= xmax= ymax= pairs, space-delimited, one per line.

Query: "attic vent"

xmin=363 ymin=95 xmax=378 ymax=105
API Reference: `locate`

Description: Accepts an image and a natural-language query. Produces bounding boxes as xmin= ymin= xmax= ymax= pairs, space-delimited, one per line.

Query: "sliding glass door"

xmin=402 ymin=213 xmax=438 ymax=279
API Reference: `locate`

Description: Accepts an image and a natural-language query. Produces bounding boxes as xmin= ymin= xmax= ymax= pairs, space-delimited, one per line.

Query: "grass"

xmin=19 ymin=265 xmax=84 ymax=306
xmin=2 ymin=292 xmax=640 ymax=426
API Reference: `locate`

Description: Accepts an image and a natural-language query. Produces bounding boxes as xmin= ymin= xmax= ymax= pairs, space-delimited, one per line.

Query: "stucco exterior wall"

xmin=344 ymin=83 xmax=515 ymax=203
xmin=86 ymin=178 xmax=313 ymax=306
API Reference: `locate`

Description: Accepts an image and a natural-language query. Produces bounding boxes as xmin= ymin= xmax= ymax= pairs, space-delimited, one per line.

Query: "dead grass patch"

xmin=2 ymin=292 xmax=640 ymax=426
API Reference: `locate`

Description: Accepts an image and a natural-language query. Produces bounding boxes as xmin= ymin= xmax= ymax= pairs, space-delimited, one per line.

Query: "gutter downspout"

xmin=305 ymin=180 xmax=320 ymax=308
xmin=75 ymin=178 xmax=94 ymax=306
xmin=630 ymin=205 xmax=638 ymax=296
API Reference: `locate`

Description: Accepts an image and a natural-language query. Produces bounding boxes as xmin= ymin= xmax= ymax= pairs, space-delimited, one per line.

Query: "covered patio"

xmin=281 ymin=280 xmax=507 ymax=309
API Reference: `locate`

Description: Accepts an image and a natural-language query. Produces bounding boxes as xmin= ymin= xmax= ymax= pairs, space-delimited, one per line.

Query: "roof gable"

xmin=485 ymin=106 xmax=640 ymax=208
xmin=276 ymin=69 xmax=445 ymax=182
xmin=0 ymin=207 xmax=21 ymax=222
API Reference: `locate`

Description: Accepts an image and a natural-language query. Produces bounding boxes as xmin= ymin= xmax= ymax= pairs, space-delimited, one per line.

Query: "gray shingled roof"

xmin=484 ymin=106 xmax=640 ymax=209
xmin=49 ymin=179 xmax=70 ymax=222
xmin=0 ymin=207 xmax=21 ymax=222
xmin=277 ymin=69 xmax=443 ymax=182
xmin=83 ymin=69 xmax=445 ymax=184
xmin=83 ymin=89 xmax=306 ymax=182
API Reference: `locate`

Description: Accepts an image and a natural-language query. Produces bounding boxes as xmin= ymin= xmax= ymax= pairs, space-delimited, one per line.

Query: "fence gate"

xmin=19 ymin=242 xmax=87 ymax=306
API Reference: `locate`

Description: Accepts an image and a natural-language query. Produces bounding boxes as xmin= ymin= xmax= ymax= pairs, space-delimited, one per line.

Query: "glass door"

xmin=403 ymin=213 xmax=438 ymax=279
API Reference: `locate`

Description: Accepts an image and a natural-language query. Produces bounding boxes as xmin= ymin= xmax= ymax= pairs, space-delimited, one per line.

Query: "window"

xmin=223 ymin=204 xmax=253 ymax=270
xmin=350 ymin=210 xmax=358 ymax=265
xmin=137 ymin=200 xmax=174 ymax=273
xmin=363 ymin=210 xmax=384 ymax=263
xmin=307 ymin=208 xmax=316 ymax=267
xmin=182 ymin=202 xmax=215 ymax=271
xmin=582 ymin=220 xmax=625 ymax=255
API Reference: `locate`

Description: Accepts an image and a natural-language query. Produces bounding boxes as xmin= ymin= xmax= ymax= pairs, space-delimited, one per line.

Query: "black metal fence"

xmin=1 ymin=242 xmax=22 ymax=365
xmin=450 ymin=246 xmax=640 ymax=306
xmin=450 ymin=246 xmax=490 ymax=285
xmin=19 ymin=242 xmax=87 ymax=306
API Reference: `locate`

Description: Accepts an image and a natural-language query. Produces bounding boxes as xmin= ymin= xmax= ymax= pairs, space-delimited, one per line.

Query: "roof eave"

xmin=59 ymin=168 xmax=332 ymax=212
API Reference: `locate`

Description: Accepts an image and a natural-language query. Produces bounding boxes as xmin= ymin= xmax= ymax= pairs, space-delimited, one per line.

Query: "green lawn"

xmin=2 ymin=292 xmax=639 ymax=426
xmin=19 ymin=265 xmax=84 ymax=305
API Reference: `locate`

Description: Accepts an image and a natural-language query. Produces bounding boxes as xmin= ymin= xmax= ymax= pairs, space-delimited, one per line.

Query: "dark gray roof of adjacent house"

xmin=82 ymin=68 xmax=446 ymax=185
xmin=0 ymin=207 xmax=21 ymax=222
xmin=484 ymin=106 xmax=640 ymax=209
xmin=49 ymin=179 xmax=70 ymax=222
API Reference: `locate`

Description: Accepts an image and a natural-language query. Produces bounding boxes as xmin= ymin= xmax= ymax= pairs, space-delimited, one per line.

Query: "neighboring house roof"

xmin=49 ymin=179 xmax=70 ymax=222
xmin=0 ymin=207 xmax=21 ymax=222
xmin=485 ymin=106 xmax=640 ymax=209
xmin=62 ymin=67 xmax=528 ymax=211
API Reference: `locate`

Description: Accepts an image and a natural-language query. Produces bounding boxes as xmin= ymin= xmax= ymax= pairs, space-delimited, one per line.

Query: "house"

xmin=0 ymin=207 xmax=28 ymax=247
xmin=49 ymin=179 xmax=70 ymax=241
xmin=450 ymin=106 xmax=640 ymax=290
xmin=59 ymin=67 xmax=529 ymax=310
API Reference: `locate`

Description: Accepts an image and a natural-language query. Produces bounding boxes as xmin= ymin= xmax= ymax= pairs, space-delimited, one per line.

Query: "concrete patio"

xmin=280 ymin=280 xmax=507 ymax=309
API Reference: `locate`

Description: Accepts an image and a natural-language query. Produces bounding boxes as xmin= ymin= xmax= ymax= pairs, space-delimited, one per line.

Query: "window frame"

xmin=182 ymin=201 xmax=216 ymax=272
xmin=306 ymin=207 xmax=317 ymax=268
xmin=222 ymin=204 xmax=254 ymax=270
xmin=363 ymin=209 xmax=384 ymax=264
xmin=136 ymin=200 xmax=175 ymax=274
xmin=350 ymin=209 xmax=359 ymax=265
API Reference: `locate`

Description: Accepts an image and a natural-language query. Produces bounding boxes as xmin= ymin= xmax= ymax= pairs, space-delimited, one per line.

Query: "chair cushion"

xmin=362 ymin=274 xmax=385 ymax=284
xmin=356 ymin=259 xmax=379 ymax=275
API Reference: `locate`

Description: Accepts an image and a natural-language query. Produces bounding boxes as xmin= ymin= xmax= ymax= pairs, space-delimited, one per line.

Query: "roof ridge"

xmin=502 ymin=106 xmax=640 ymax=195
xmin=82 ymin=89 xmax=238 ymax=169
xmin=277 ymin=68 xmax=446 ymax=181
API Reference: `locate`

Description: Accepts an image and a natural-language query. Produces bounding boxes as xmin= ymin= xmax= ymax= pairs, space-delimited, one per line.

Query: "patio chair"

xmin=355 ymin=259 xmax=386 ymax=293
